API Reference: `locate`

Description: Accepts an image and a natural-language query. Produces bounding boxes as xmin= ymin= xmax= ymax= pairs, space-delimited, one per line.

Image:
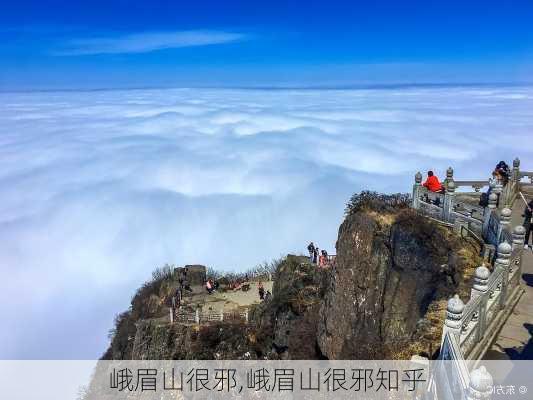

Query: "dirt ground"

xmin=182 ymin=280 xmax=274 ymax=313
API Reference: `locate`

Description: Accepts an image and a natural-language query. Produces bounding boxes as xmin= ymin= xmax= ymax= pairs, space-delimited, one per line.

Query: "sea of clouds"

xmin=0 ymin=86 xmax=532 ymax=359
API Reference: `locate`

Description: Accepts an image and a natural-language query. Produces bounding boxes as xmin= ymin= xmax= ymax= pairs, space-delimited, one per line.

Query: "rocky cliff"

xmin=103 ymin=192 xmax=480 ymax=360
xmin=317 ymin=197 xmax=479 ymax=359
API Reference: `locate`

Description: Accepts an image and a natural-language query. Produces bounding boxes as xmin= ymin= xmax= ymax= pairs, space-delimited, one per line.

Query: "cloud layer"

xmin=53 ymin=30 xmax=246 ymax=55
xmin=1 ymin=86 xmax=532 ymax=359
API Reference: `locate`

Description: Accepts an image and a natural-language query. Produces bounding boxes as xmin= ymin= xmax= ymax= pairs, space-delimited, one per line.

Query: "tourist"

xmin=258 ymin=281 xmax=265 ymax=300
xmin=493 ymin=161 xmax=510 ymax=186
xmin=314 ymin=246 xmax=320 ymax=264
xmin=171 ymin=295 xmax=176 ymax=315
xmin=422 ymin=171 xmax=444 ymax=193
xmin=264 ymin=290 xmax=272 ymax=302
xmin=318 ymin=250 xmax=326 ymax=267
xmin=319 ymin=249 xmax=329 ymax=267
xmin=523 ymin=199 xmax=533 ymax=249
xmin=307 ymin=242 xmax=315 ymax=262
xmin=206 ymin=279 xmax=213 ymax=294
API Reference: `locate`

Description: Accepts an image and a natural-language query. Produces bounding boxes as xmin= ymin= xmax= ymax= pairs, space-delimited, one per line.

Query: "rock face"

xmin=317 ymin=209 xmax=473 ymax=359
xmin=253 ymin=255 xmax=330 ymax=359
xmin=130 ymin=320 xmax=256 ymax=360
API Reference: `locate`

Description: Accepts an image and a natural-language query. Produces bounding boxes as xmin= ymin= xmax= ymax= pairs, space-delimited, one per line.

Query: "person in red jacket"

xmin=423 ymin=171 xmax=444 ymax=193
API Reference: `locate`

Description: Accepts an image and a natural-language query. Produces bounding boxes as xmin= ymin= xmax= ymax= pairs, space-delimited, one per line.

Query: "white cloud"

xmin=1 ymin=86 xmax=532 ymax=359
xmin=52 ymin=30 xmax=247 ymax=55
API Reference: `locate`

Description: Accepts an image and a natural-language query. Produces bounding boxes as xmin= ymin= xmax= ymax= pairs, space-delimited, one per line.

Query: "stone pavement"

xmin=484 ymin=192 xmax=533 ymax=360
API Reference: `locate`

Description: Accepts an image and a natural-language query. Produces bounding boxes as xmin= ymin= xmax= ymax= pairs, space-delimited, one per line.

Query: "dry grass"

xmin=407 ymin=226 xmax=482 ymax=359
xmin=367 ymin=210 xmax=397 ymax=226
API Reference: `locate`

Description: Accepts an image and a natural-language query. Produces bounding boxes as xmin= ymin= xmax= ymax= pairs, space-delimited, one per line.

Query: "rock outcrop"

xmin=317 ymin=206 xmax=479 ymax=359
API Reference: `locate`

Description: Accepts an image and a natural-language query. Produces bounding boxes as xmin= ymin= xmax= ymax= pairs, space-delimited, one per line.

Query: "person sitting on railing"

xmin=423 ymin=171 xmax=445 ymax=193
xmin=523 ymin=198 xmax=533 ymax=250
xmin=493 ymin=161 xmax=510 ymax=186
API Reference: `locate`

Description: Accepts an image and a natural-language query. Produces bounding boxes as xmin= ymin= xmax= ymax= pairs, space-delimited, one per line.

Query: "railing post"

xmin=195 ymin=309 xmax=200 ymax=324
xmin=169 ymin=307 xmax=174 ymax=325
xmin=471 ymin=265 xmax=490 ymax=298
xmin=488 ymin=192 xmax=497 ymax=210
xmin=494 ymin=242 xmax=512 ymax=309
xmin=442 ymin=167 xmax=456 ymax=222
xmin=245 ymin=308 xmax=249 ymax=324
xmin=512 ymin=225 xmax=526 ymax=250
xmin=513 ymin=157 xmax=521 ymax=183
xmin=471 ymin=265 xmax=490 ymax=341
xmin=496 ymin=207 xmax=512 ymax=243
xmin=413 ymin=172 xmax=423 ymax=209
xmin=442 ymin=294 xmax=464 ymax=347
xmin=444 ymin=166 xmax=454 ymax=188
xmin=500 ymin=207 xmax=512 ymax=229
xmin=505 ymin=157 xmax=522 ymax=206
xmin=467 ymin=366 xmax=493 ymax=400
xmin=443 ymin=180 xmax=456 ymax=223
xmin=511 ymin=225 xmax=526 ymax=285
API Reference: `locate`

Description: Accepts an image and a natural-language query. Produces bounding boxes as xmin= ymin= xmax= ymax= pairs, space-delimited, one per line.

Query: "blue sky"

xmin=1 ymin=0 xmax=533 ymax=89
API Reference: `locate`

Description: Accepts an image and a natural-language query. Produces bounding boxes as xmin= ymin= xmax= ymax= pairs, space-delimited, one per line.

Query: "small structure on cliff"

xmin=174 ymin=264 xmax=206 ymax=287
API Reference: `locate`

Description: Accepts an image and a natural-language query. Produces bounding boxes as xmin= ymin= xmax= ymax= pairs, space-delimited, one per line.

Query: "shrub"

xmin=131 ymin=264 xmax=174 ymax=320
xmin=245 ymin=257 xmax=283 ymax=280
xmin=207 ymin=266 xmax=224 ymax=280
xmin=151 ymin=264 xmax=173 ymax=282
xmin=103 ymin=310 xmax=136 ymax=359
xmin=207 ymin=257 xmax=283 ymax=283
xmin=345 ymin=191 xmax=410 ymax=216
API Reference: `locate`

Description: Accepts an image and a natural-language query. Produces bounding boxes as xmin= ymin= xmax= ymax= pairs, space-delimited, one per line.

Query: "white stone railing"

xmin=432 ymin=332 xmax=494 ymax=400
xmin=412 ymin=166 xmax=489 ymax=234
xmin=440 ymin=229 xmax=525 ymax=360
xmin=413 ymin=159 xmax=528 ymax=398
xmin=413 ymin=157 xmax=529 ymax=221
xmin=170 ymin=308 xmax=249 ymax=325
xmin=430 ymin=232 xmax=525 ymax=399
